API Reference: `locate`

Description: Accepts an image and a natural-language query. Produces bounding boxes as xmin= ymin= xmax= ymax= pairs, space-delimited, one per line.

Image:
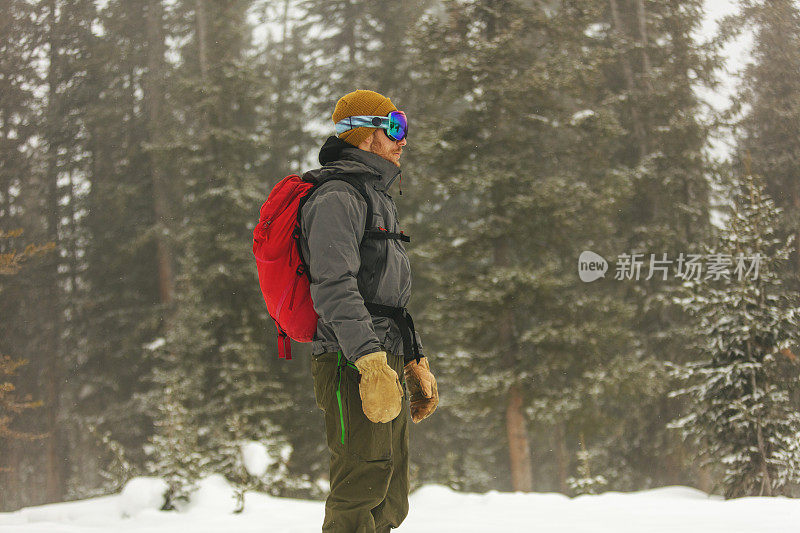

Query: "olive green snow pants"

xmin=311 ymin=350 xmax=410 ymax=533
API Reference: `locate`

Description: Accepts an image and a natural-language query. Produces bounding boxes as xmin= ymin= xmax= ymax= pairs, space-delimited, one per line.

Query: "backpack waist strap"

xmin=364 ymin=302 xmax=421 ymax=364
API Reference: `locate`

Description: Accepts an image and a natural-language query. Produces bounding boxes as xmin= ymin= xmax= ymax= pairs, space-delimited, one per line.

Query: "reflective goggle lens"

xmin=386 ymin=111 xmax=408 ymax=141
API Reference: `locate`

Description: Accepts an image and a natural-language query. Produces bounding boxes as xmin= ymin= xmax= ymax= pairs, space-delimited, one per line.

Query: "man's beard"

xmin=369 ymin=136 xmax=401 ymax=167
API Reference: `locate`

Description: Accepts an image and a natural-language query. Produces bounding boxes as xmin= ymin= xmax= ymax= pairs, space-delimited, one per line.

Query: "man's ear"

xmin=357 ymin=130 xmax=376 ymax=151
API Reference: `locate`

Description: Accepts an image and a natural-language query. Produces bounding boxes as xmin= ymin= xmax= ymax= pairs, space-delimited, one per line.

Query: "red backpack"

xmin=252 ymin=173 xmax=376 ymax=359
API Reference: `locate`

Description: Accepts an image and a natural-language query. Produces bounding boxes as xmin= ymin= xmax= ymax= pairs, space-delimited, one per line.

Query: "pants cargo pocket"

xmin=311 ymin=352 xmax=338 ymax=412
xmin=341 ymin=362 xmax=393 ymax=462
xmin=312 ymin=351 xmax=350 ymax=452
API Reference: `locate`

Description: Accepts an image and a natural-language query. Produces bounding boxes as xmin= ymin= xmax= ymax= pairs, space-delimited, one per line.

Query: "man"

xmin=298 ymin=89 xmax=439 ymax=532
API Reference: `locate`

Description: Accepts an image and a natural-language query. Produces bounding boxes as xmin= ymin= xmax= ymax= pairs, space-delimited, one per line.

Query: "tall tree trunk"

xmin=610 ymin=0 xmax=647 ymax=160
xmin=194 ymin=0 xmax=217 ymax=169
xmin=636 ymin=0 xmax=652 ymax=89
xmin=636 ymin=0 xmax=652 ymax=141
xmin=345 ymin=0 xmax=356 ymax=65
xmin=271 ymin=0 xmax=291 ymax=166
xmin=554 ymin=421 xmax=569 ymax=493
xmin=749 ymin=369 xmax=772 ymax=496
xmin=44 ymin=0 xmax=64 ymax=504
xmin=65 ymin=169 xmax=80 ymax=297
xmin=1 ymin=108 xmax=10 ymax=220
xmin=195 ymin=0 xmax=208 ymax=79
xmin=793 ymin=187 xmax=800 ymax=280
xmin=494 ymin=236 xmax=533 ymax=492
xmin=276 ymin=0 xmax=290 ymax=114
xmin=697 ymin=463 xmax=712 ymax=493
xmin=195 ymin=0 xmax=209 ymax=83
xmin=506 ymin=383 xmax=533 ymax=491
xmin=0 ymin=441 xmax=20 ymax=510
xmin=145 ymin=0 xmax=174 ymax=312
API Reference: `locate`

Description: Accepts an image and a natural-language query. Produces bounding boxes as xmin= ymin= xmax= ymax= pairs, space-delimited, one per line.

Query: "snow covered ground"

xmin=1 ymin=475 xmax=797 ymax=533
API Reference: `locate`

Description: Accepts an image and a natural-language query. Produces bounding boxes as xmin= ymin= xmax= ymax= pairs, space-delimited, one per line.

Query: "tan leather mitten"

xmin=403 ymin=357 xmax=439 ymax=423
xmin=354 ymin=351 xmax=403 ymax=423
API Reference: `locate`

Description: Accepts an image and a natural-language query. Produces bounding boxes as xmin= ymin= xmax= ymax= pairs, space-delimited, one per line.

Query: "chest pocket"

xmin=357 ymin=213 xmax=387 ymax=301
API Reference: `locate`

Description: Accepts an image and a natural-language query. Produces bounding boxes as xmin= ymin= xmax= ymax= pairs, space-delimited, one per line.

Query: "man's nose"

xmin=397 ymin=137 xmax=407 ymax=147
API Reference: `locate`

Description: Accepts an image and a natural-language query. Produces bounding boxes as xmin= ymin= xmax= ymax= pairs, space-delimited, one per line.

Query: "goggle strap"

xmin=334 ymin=112 xmax=407 ymax=141
xmin=335 ymin=115 xmax=388 ymax=135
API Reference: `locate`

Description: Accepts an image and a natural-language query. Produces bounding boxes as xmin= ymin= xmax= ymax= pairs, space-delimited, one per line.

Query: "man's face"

xmin=367 ymin=129 xmax=407 ymax=167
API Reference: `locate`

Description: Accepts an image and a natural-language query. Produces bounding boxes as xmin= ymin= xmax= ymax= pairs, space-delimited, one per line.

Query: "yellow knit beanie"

xmin=332 ymin=89 xmax=397 ymax=147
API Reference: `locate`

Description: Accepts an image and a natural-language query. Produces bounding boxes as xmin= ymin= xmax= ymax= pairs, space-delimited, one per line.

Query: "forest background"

xmin=2 ymin=0 xmax=799 ymax=511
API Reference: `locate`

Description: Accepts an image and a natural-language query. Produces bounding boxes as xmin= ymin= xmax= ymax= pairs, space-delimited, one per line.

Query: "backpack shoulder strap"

xmin=296 ymin=173 xmax=375 ymax=240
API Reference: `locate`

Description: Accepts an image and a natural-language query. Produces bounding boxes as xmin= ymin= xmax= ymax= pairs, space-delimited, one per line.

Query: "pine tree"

xmin=148 ymin=383 xmax=207 ymax=510
xmin=567 ymin=435 xmax=608 ymax=496
xmin=40 ymin=0 xmax=103 ymax=502
xmin=0 ymin=0 xmax=102 ymax=506
xmin=405 ymin=0 xmax=640 ymax=492
xmin=0 ymin=2 xmax=47 ymax=509
xmin=599 ymin=0 xmax=720 ymax=490
xmin=143 ymin=0 xmax=177 ymax=316
xmin=247 ymin=2 xmax=334 ymax=486
xmin=402 ymin=0 xmax=721 ymax=493
xmin=253 ymin=0 xmax=317 ymax=176
xmin=75 ymin=0 xmax=166 ymax=493
xmin=148 ymin=0 xmax=292 ymax=492
xmin=723 ymin=0 xmax=800 ymax=291
xmin=0 ymin=229 xmax=51 ymax=471
xmin=0 ymin=227 xmax=53 ymax=508
xmin=296 ymin=0 xmax=432 ymax=125
xmin=84 ymin=424 xmax=136 ymax=496
xmin=0 ymin=355 xmax=43 ymax=457
xmin=667 ymin=170 xmax=800 ymax=498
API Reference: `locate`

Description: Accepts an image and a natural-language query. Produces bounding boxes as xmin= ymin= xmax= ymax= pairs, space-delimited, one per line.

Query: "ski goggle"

xmin=334 ymin=111 xmax=408 ymax=141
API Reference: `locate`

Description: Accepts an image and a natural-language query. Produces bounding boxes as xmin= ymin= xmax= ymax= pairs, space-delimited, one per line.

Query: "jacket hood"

xmin=311 ymin=135 xmax=402 ymax=193
xmin=318 ymin=135 xmax=352 ymax=166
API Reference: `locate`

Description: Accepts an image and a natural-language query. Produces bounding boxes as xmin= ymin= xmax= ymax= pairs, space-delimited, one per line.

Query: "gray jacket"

xmin=298 ymin=136 xmax=423 ymax=363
